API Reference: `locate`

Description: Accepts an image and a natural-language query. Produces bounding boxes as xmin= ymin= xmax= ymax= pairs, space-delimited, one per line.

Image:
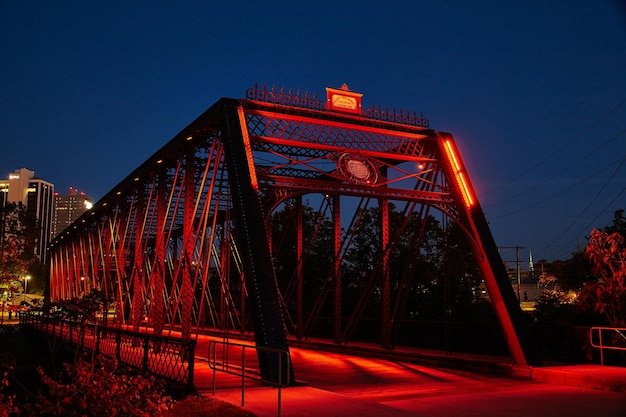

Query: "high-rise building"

xmin=0 ymin=168 xmax=54 ymax=261
xmin=51 ymin=187 xmax=93 ymax=239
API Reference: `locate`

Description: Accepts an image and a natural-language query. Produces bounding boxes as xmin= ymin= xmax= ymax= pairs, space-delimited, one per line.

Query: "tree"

xmin=545 ymin=251 xmax=593 ymax=292
xmin=578 ymin=228 xmax=626 ymax=327
xmin=0 ymin=203 xmax=34 ymax=299
xmin=533 ymin=273 xmax=579 ymax=324
xmin=270 ymin=200 xmax=336 ymax=331
xmin=604 ymin=208 xmax=626 ymax=238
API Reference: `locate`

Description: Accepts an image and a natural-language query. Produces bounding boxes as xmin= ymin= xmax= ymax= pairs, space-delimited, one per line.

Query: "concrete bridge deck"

xmin=192 ymin=333 xmax=626 ymax=417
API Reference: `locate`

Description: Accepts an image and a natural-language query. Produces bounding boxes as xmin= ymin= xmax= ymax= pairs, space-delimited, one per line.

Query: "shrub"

xmin=27 ymin=357 xmax=171 ymax=417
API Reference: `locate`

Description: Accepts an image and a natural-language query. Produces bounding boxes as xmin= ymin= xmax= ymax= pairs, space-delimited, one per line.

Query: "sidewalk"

xmin=7 ymin=318 xmax=625 ymax=416
xmin=285 ymin=334 xmax=626 ymax=392
xmin=193 ymin=333 xmax=626 ymax=417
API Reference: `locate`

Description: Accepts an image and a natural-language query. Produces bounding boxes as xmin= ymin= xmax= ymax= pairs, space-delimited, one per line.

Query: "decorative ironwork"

xmin=363 ymin=105 xmax=430 ymax=129
xmin=246 ymin=84 xmax=326 ymax=111
xmin=245 ymin=83 xmax=430 ymax=128
xmin=336 ymin=153 xmax=379 ymax=185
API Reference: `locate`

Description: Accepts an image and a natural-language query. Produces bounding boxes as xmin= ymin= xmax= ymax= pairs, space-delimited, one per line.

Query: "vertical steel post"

xmin=296 ymin=196 xmax=303 ymax=340
xmin=181 ymin=144 xmax=196 ymax=339
xmin=380 ymin=198 xmax=391 ymax=349
xmin=102 ymin=222 xmax=113 ymax=304
xmin=114 ymin=206 xmax=129 ymax=325
xmin=132 ymin=190 xmax=145 ymax=330
xmin=333 ymin=195 xmax=342 ymax=344
xmin=151 ymin=168 xmax=167 ymax=337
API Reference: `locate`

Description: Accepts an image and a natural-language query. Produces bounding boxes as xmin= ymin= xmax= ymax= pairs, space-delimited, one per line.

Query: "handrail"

xmin=589 ymin=326 xmax=626 ymax=366
xmin=208 ymin=340 xmax=291 ymax=417
xmin=18 ymin=312 xmax=196 ymax=391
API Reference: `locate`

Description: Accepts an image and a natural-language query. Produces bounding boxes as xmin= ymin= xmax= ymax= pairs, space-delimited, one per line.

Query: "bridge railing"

xmin=19 ymin=311 xmax=196 ymax=391
xmin=589 ymin=326 xmax=626 ymax=366
xmin=208 ymin=340 xmax=291 ymax=417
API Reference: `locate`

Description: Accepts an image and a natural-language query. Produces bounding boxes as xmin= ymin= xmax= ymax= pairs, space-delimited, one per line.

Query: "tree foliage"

xmin=270 ymin=199 xmax=486 ymax=336
xmin=50 ymin=289 xmax=111 ymax=323
xmin=271 ymin=201 xmax=335 ymax=318
xmin=603 ymin=208 xmax=626 ymax=238
xmin=533 ymin=273 xmax=579 ymax=324
xmin=544 ymin=251 xmax=593 ymax=291
xmin=0 ymin=203 xmax=34 ymax=297
xmin=578 ymin=228 xmax=626 ymax=327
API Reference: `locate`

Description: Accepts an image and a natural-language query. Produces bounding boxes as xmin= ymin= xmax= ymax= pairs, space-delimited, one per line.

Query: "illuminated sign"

xmin=326 ymin=84 xmax=363 ymax=115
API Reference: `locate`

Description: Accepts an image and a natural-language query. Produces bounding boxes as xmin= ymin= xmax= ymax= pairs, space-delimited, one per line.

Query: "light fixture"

xmin=442 ymin=139 xmax=474 ymax=208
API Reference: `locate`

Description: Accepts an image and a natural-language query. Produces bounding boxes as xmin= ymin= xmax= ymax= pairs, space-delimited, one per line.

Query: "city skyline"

xmin=51 ymin=185 xmax=93 ymax=240
xmin=0 ymin=167 xmax=54 ymax=261
xmin=1 ymin=1 xmax=624 ymax=261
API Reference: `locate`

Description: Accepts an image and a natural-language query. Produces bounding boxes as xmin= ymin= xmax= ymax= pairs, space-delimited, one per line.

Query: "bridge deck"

xmin=193 ymin=333 xmax=626 ymax=417
xmin=18 ymin=316 xmax=625 ymax=416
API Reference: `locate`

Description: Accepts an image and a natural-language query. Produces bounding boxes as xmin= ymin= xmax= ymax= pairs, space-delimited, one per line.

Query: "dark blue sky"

xmin=1 ymin=1 xmax=625 ymax=262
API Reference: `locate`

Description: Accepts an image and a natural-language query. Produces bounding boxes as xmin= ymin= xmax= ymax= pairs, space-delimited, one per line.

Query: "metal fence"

xmin=19 ymin=312 xmax=196 ymax=391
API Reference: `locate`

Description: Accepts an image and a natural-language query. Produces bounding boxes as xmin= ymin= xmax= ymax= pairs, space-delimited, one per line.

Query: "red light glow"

xmin=443 ymin=139 xmax=474 ymax=208
xmin=238 ymin=107 xmax=258 ymax=191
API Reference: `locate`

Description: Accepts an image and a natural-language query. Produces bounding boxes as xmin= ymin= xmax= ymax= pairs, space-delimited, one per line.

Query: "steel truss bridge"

xmin=47 ymin=84 xmax=541 ymax=384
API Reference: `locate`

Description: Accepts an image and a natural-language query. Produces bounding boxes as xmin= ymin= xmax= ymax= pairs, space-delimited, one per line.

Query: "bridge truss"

xmin=48 ymin=85 xmax=541 ymax=381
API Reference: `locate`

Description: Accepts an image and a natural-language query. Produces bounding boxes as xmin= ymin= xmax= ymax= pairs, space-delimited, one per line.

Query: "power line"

xmin=485 ymin=129 xmax=625 ymax=210
xmin=543 ymin=186 xmax=626 ymax=260
xmin=488 ymin=155 xmax=626 ymax=220
xmin=537 ymin=157 xmax=626 ymax=260
xmin=483 ymin=99 xmax=625 ymax=202
xmin=483 ymin=63 xmax=626 ymax=198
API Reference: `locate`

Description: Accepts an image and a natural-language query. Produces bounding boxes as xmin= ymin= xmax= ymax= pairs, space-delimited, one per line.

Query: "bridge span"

xmin=48 ymin=84 xmax=545 ymax=384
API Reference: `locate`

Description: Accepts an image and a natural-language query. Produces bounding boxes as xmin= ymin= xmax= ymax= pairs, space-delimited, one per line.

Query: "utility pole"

xmin=499 ymin=246 xmax=525 ymax=306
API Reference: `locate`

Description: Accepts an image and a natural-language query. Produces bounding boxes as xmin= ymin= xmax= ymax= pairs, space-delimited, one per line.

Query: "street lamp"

xmin=22 ymin=275 xmax=31 ymax=303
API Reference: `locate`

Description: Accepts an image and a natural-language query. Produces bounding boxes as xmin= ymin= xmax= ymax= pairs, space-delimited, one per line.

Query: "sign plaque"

xmin=326 ymin=84 xmax=363 ymax=115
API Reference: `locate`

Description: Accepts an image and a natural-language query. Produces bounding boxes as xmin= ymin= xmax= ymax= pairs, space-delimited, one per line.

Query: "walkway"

xmin=10 ymin=316 xmax=625 ymax=416
xmin=192 ymin=333 xmax=626 ymax=417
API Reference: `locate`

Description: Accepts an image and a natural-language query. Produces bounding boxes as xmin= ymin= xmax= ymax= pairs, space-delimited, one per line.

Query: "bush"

xmin=27 ymin=357 xmax=171 ymax=417
xmin=1 ymin=363 xmax=18 ymax=417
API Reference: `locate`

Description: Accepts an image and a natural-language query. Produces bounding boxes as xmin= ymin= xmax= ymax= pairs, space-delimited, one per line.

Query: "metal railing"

xmin=19 ymin=312 xmax=196 ymax=391
xmin=245 ymin=83 xmax=430 ymax=128
xmin=589 ymin=326 xmax=626 ymax=366
xmin=208 ymin=340 xmax=291 ymax=417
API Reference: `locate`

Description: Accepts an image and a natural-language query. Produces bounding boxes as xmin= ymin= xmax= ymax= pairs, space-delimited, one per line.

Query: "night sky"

xmin=1 ymin=1 xmax=625 ymax=262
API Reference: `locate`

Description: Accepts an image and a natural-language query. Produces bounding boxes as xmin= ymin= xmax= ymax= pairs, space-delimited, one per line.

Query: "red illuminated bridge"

xmin=46 ymin=84 xmax=542 ymax=384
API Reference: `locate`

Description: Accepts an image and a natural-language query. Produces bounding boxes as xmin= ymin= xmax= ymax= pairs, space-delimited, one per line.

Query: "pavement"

xmin=5 ymin=316 xmax=625 ymax=416
xmin=192 ymin=333 xmax=626 ymax=417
